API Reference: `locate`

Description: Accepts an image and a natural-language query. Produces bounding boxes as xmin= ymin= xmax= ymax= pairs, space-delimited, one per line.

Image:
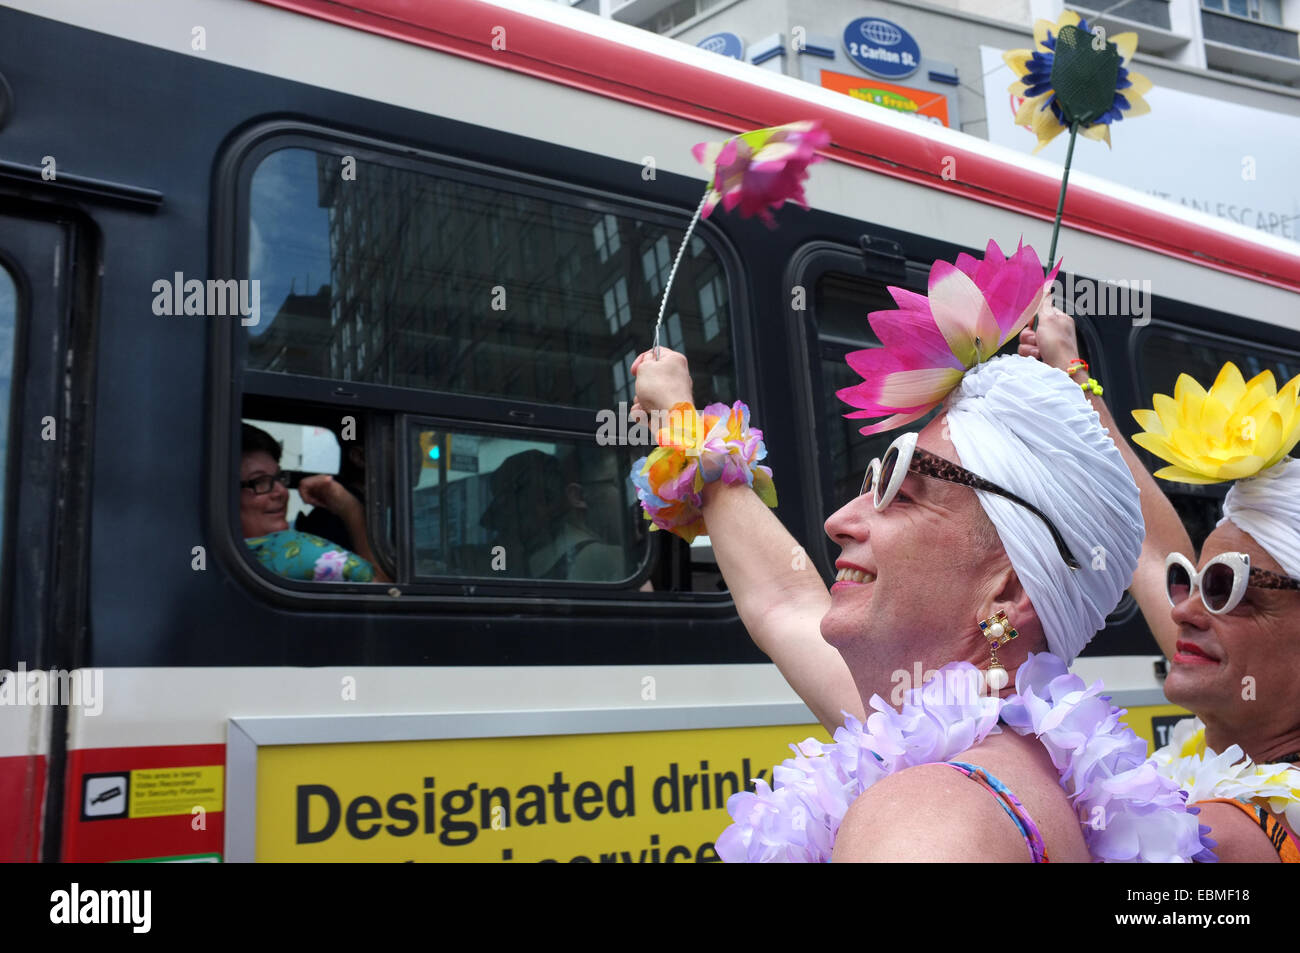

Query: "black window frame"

xmin=210 ymin=120 xmax=752 ymax=614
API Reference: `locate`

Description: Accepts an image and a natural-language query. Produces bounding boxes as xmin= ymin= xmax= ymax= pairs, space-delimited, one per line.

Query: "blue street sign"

xmin=696 ymin=32 xmax=745 ymax=60
xmin=843 ymin=18 xmax=921 ymax=79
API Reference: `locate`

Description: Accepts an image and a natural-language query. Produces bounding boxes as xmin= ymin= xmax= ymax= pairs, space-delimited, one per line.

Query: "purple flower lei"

xmin=716 ymin=653 xmax=1216 ymax=863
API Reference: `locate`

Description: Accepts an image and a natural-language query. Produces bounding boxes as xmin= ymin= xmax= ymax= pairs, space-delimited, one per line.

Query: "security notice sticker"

xmin=128 ymin=766 xmax=224 ymax=819
xmin=252 ymin=723 xmax=821 ymax=862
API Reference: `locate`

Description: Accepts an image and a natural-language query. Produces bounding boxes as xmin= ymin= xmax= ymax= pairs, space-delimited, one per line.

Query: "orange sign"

xmin=821 ymin=69 xmax=950 ymax=127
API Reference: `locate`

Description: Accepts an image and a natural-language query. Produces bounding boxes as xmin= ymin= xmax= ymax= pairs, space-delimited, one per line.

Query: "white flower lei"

xmin=1151 ymin=716 xmax=1300 ymax=834
xmin=716 ymin=653 xmax=1214 ymax=863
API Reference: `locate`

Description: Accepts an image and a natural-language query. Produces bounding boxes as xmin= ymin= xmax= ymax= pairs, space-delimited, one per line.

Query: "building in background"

xmin=547 ymin=0 xmax=1300 ymax=243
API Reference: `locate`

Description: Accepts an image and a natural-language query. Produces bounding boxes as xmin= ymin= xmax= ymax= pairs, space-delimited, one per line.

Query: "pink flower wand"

xmin=651 ymin=120 xmax=830 ymax=359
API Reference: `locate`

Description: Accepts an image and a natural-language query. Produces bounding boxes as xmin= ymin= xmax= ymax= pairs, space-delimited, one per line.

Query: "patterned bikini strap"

xmin=946 ymin=761 xmax=1050 ymax=864
xmin=1200 ymin=796 xmax=1300 ymax=864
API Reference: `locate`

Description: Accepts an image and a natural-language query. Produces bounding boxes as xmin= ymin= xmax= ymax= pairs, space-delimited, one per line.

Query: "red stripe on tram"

xmin=248 ymin=0 xmax=1300 ymax=291
xmin=0 ymin=754 xmax=46 ymax=862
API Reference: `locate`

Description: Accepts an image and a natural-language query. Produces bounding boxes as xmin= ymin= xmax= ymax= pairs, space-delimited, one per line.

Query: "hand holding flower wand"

xmin=1003 ymin=10 xmax=1152 ymax=324
xmin=632 ymin=121 xmax=827 ymax=543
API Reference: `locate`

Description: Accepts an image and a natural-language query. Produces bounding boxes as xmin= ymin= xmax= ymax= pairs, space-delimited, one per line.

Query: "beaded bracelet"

xmin=1064 ymin=359 xmax=1102 ymax=396
xmin=630 ymin=401 xmax=778 ymax=544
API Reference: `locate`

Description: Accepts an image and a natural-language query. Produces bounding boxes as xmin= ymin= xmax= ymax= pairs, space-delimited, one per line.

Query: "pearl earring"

xmin=979 ymin=610 xmax=1019 ymax=691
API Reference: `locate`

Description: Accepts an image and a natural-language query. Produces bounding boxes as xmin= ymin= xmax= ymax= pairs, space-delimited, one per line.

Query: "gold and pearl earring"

xmin=979 ymin=610 xmax=1018 ymax=691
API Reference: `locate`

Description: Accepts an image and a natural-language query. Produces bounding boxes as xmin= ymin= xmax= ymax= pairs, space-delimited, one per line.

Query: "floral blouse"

xmin=245 ymin=529 xmax=375 ymax=582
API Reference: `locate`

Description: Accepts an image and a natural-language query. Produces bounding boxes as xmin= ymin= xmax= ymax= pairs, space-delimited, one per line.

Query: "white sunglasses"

xmin=1165 ymin=551 xmax=1300 ymax=615
xmin=860 ymin=432 xmax=1080 ymax=570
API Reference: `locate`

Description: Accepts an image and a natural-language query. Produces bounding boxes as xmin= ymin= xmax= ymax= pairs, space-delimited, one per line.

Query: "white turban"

xmin=1220 ymin=457 xmax=1300 ymax=581
xmin=944 ymin=355 xmax=1144 ymax=663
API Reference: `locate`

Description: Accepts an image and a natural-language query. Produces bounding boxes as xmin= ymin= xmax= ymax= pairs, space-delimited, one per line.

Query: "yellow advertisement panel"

xmin=254 ymin=723 xmax=823 ymax=862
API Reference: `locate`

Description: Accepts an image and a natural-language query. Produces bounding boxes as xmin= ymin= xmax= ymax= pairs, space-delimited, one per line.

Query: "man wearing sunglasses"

xmin=1024 ymin=304 xmax=1300 ymax=862
xmin=632 ymin=342 xmax=1155 ymax=862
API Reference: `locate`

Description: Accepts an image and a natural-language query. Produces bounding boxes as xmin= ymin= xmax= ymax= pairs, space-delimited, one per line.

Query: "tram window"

xmin=1139 ymin=329 xmax=1300 ymax=400
xmin=409 ymin=424 xmax=645 ymax=583
xmin=0 ymin=264 xmax=14 ymax=544
xmin=237 ymin=139 xmax=741 ymax=598
xmin=246 ymin=147 xmax=737 ymax=409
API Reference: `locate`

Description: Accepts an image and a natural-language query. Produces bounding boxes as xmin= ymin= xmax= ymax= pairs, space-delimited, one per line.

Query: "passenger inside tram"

xmin=481 ymin=448 xmax=626 ymax=582
xmin=239 ymin=423 xmax=390 ymax=583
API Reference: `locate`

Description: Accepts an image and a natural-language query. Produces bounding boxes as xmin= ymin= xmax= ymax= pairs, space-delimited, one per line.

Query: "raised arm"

xmin=1019 ymin=304 xmax=1188 ymax=658
xmin=298 ymin=474 xmax=392 ymax=583
xmin=631 ymin=349 xmax=862 ymax=731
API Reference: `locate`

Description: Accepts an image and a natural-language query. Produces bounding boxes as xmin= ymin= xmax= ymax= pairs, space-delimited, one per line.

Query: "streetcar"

xmin=1 ymin=0 xmax=1298 ymax=862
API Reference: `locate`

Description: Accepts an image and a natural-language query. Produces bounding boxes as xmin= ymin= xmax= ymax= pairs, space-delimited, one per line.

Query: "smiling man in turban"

xmin=630 ymin=241 xmax=1210 ymax=863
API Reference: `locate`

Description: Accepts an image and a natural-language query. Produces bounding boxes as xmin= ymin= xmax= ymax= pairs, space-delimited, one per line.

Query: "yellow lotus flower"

xmin=1132 ymin=362 xmax=1300 ymax=484
xmin=1004 ymin=9 xmax=1153 ymax=153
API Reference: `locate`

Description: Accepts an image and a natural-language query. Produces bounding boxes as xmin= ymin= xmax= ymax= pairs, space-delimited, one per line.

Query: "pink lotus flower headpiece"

xmin=837 ymin=239 xmax=1059 ymax=435
xmin=692 ymin=120 xmax=830 ymax=228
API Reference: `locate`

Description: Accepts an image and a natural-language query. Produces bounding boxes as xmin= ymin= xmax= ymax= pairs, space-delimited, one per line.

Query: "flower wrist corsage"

xmin=630 ymin=401 xmax=777 ymax=544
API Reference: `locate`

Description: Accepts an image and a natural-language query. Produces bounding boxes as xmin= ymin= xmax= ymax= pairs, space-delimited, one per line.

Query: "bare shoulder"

xmin=830 ymin=762 xmax=1033 ymax=863
xmin=957 ymin=731 xmax=1092 ymax=862
xmin=1194 ymin=801 xmax=1280 ymax=863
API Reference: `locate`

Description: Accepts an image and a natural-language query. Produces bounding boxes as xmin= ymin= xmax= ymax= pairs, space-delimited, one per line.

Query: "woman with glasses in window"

xmin=240 ymin=424 xmax=389 ymax=584
xmin=630 ymin=242 xmax=1212 ymax=863
xmin=1022 ymin=304 xmax=1300 ymax=862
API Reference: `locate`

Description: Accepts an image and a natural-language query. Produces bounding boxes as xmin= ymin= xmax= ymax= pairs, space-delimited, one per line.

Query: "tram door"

xmin=0 ymin=212 xmax=83 ymax=862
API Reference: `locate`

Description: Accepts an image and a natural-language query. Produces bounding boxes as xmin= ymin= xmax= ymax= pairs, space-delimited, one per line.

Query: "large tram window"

xmin=408 ymin=424 xmax=646 ymax=583
xmin=237 ymin=139 xmax=739 ymax=598
xmin=246 ymin=147 xmax=736 ymax=409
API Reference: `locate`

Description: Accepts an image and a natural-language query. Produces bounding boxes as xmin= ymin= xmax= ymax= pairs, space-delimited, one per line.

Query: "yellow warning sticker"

xmin=128 ymin=766 xmax=224 ymax=819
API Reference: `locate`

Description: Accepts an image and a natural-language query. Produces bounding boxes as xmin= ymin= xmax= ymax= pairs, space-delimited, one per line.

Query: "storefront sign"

xmin=821 ymin=69 xmax=948 ymax=126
